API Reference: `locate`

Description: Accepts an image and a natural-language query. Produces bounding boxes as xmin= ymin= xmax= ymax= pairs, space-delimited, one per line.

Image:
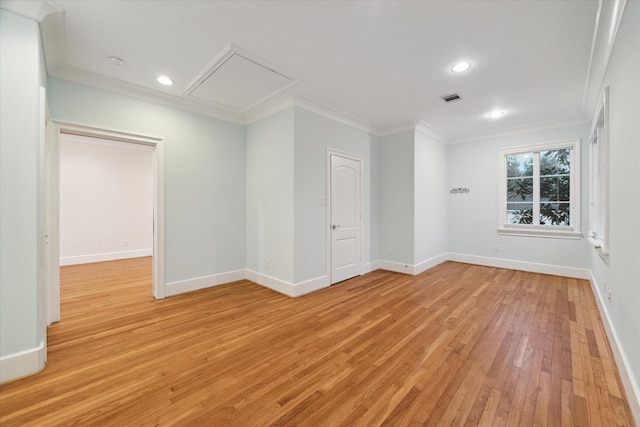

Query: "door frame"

xmin=326 ymin=149 xmax=364 ymax=284
xmin=50 ymin=121 xmax=166 ymax=302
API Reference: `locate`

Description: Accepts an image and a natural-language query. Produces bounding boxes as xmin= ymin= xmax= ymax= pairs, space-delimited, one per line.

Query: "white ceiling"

xmin=2 ymin=0 xmax=621 ymax=141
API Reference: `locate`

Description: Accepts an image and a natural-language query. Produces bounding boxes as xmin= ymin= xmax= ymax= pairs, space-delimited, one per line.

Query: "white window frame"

xmin=588 ymin=87 xmax=609 ymax=260
xmin=498 ymin=139 xmax=581 ymax=239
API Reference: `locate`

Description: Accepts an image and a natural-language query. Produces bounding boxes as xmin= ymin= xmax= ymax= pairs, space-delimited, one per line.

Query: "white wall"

xmin=47 ymin=78 xmax=247 ymax=285
xmin=0 ymin=9 xmax=47 ymax=380
xmin=293 ymin=107 xmax=374 ymax=283
xmin=414 ymin=129 xmax=448 ymax=266
xmin=589 ymin=0 xmax=640 ymax=416
xmin=447 ymin=124 xmax=592 ymax=272
xmin=246 ymin=108 xmax=295 ymax=283
xmin=59 ymin=134 xmax=153 ymax=265
xmin=378 ymin=131 xmax=415 ymax=267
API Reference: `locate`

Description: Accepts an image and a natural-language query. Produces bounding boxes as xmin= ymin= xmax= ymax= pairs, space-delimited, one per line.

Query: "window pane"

xmin=540 ymin=148 xmax=570 ymax=175
xmin=507 ymin=178 xmax=533 ymax=201
xmin=540 ymin=176 xmax=570 ymax=201
xmin=507 ymin=203 xmax=533 ymax=224
xmin=540 ymin=203 xmax=570 ymax=226
xmin=507 ymin=153 xmax=533 ymax=177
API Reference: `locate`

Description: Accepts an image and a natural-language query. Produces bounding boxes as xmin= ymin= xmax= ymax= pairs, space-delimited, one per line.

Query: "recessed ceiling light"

xmin=108 ymin=56 xmax=124 ymax=66
xmin=487 ymin=110 xmax=506 ymax=119
xmin=451 ymin=61 xmax=471 ymax=73
xmin=157 ymin=76 xmax=174 ymax=86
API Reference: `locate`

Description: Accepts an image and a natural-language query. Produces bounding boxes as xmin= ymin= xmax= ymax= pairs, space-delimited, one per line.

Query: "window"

xmin=588 ymin=87 xmax=609 ymax=258
xmin=498 ymin=140 xmax=581 ymax=238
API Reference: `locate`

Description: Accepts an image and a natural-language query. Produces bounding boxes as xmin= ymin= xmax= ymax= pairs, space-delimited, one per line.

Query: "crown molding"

xmin=244 ymin=94 xmax=296 ymax=125
xmin=0 ymin=0 xmax=61 ymax=21
xmin=449 ymin=116 xmax=590 ymax=145
xmin=375 ymin=121 xmax=416 ymax=137
xmin=415 ymin=120 xmax=449 ymax=144
xmin=373 ymin=120 xmax=449 ymax=144
xmin=290 ymin=95 xmax=374 ymax=134
xmin=48 ymin=68 xmax=246 ymax=125
xmin=580 ymin=0 xmax=627 ymax=118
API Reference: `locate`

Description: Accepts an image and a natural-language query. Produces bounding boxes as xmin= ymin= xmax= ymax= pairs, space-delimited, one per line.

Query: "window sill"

xmin=587 ymin=237 xmax=610 ymax=264
xmin=498 ymin=227 xmax=582 ymax=239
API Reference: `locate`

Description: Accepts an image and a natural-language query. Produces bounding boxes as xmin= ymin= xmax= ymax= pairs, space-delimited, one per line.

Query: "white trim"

xmin=165 ymin=270 xmax=246 ymax=297
xmin=374 ymin=120 xmax=449 ymax=143
xmin=375 ymin=253 xmax=448 ymax=276
xmin=450 ymin=117 xmax=589 ymax=145
xmin=47 ymin=71 xmax=246 ymax=125
xmin=414 ymin=253 xmax=449 ymax=275
xmin=447 ymin=253 xmax=592 ymax=279
xmin=364 ymin=260 xmax=379 ymax=273
xmin=375 ymin=120 xmax=416 ymax=137
xmin=0 ymin=342 xmax=45 ymax=384
xmin=589 ymin=272 xmax=640 ymax=423
xmin=60 ymin=249 xmax=153 ymax=266
xmin=415 ymin=121 xmax=449 ymax=144
xmin=53 ymin=121 xmax=166 ymax=299
xmin=244 ymin=270 xmax=330 ymax=298
xmin=291 ymin=275 xmax=330 ymax=297
xmin=295 ymin=95 xmax=374 ymax=134
xmin=244 ymin=94 xmax=295 ymax=125
xmin=377 ymin=260 xmax=414 ymax=275
xmin=245 ymin=270 xmax=295 ymax=297
xmin=498 ymin=227 xmax=582 ymax=239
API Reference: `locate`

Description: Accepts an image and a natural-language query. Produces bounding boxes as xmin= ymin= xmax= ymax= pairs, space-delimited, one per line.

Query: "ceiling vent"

xmin=184 ymin=44 xmax=299 ymax=112
xmin=440 ymin=93 xmax=462 ymax=103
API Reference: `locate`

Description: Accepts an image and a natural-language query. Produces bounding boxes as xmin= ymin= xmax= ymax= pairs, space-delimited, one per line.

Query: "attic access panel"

xmin=186 ymin=46 xmax=298 ymax=112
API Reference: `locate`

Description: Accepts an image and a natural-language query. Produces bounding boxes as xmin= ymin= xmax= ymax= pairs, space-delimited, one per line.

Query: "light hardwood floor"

xmin=0 ymin=258 xmax=635 ymax=426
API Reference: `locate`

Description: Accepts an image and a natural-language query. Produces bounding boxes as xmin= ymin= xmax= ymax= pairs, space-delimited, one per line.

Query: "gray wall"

xmin=590 ymin=0 xmax=640 ymax=410
xmin=293 ymin=107 xmax=374 ymax=283
xmin=246 ymin=108 xmax=295 ymax=282
xmin=414 ymin=130 xmax=448 ymax=264
xmin=47 ymin=78 xmax=247 ymax=284
xmin=0 ymin=10 xmax=46 ymax=368
xmin=378 ymin=131 xmax=416 ymax=265
xmin=446 ymin=124 xmax=591 ymax=268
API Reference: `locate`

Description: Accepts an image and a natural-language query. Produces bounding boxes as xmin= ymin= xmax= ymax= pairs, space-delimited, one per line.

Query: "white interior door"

xmin=330 ymin=154 xmax=362 ymax=284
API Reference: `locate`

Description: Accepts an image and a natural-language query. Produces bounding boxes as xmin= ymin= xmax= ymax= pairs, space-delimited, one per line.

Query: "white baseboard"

xmin=60 ymin=249 xmax=152 ymax=266
xmin=244 ymin=270 xmax=329 ymax=297
xmin=293 ymin=275 xmax=330 ymax=297
xmin=364 ymin=261 xmax=378 ymax=273
xmin=0 ymin=341 xmax=45 ymax=384
xmin=164 ymin=269 xmax=246 ymax=297
xmin=376 ymin=253 xmax=447 ymax=276
xmin=414 ymin=253 xmax=449 ymax=275
xmin=447 ymin=253 xmax=592 ymax=279
xmin=245 ymin=270 xmax=296 ymax=296
xmin=589 ymin=273 xmax=640 ymax=423
xmin=377 ymin=260 xmax=414 ymax=274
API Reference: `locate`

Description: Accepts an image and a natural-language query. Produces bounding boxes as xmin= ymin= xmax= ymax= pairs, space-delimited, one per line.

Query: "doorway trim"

xmin=326 ymin=148 xmax=364 ymax=284
xmin=52 ymin=121 xmax=166 ymax=299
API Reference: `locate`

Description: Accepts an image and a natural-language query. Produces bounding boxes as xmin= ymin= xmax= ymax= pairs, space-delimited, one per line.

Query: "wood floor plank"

xmin=0 ymin=259 xmax=635 ymax=426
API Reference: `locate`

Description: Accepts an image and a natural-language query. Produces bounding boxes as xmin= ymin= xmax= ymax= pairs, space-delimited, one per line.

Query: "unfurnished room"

xmin=0 ymin=0 xmax=638 ymax=425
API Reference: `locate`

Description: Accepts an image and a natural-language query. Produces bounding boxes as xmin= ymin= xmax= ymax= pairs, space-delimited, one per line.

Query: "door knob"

xmin=332 ymin=224 xmax=341 ymax=230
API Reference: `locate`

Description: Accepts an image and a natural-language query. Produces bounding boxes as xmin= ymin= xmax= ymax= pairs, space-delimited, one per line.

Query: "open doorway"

xmin=44 ymin=122 xmax=165 ymax=326
xmin=59 ymin=133 xmax=153 ymax=267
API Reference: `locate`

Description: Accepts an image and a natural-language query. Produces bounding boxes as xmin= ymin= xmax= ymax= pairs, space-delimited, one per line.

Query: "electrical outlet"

xmin=607 ymin=289 xmax=612 ymax=302
xmin=495 ymin=244 xmax=501 ymax=252
xmin=388 ymin=247 xmax=393 ymax=255
xmin=265 ymin=259 xmax=270 ymax=269
xmin=124 ymin=240 xmax=129 ymax=246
